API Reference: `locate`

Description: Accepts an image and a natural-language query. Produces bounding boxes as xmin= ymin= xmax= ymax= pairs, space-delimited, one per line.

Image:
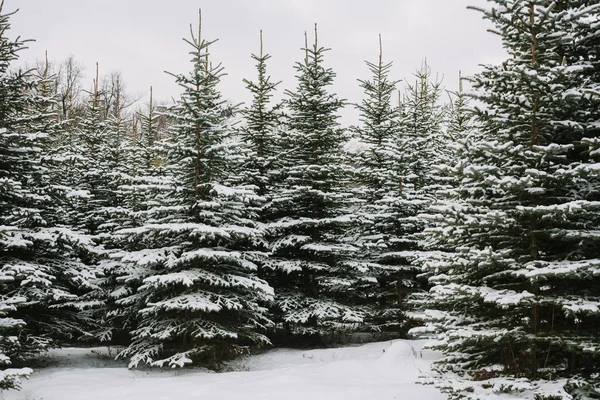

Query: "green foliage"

xmin=348 ymin=36 xmax=427 ymax=334
xmin=109 ymin=16 xmax=274 ymax=368
xmin=264 ymin=25 xmax=367 ymax=342
xmin=0 ymin=2 xmax=96 ymax=390
xmin=240 ymin=30 xmax=283 ymax=197
xmin=415 ymin=0 xmax=600 ymax=392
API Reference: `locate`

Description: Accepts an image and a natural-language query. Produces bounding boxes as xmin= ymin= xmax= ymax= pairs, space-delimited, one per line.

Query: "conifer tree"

xmin=265 ymin=25 xmax=364 ymax=342
xmin=0 ymin=2 xmax=96 ymax=389
xmin=446 ymin=72 xmax=476 ymax=146
xmin=111 ymin=12 xmax=274 ymax=368
xmin=122 ymin=87 xmax=169 ymax=222
xmin=414 ymin=1 xmax=600 ymax=397
xmin=41 ymin=65 xmax=132 ymax=339
xmin=99 ymin=89 xmax=172 ymax=343
xmin=399 ymin=60 xmax=446 ymax=192
xmin=73 ymin=63 xmax=125 ymax=235
xmin=240 ymin=30 xmax=282 ymax=197
xmin=412 ymin=72 xmax=479 ymax=289
xmin=93 ymin=74 xmax=133 ymax=238
xmin=0 ymin=3 xmax=36 ymax=389
xmin=349 ymin=35 xmax=417 ymax=334
xmin=135 ymin=86 xmax=167 ymax=173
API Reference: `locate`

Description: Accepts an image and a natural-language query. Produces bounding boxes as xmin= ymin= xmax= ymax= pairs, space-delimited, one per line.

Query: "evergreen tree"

xmin=446 ymin=72 xmax=476 ymax=145
xmin=399 ymin=60 xmax=447 ymax=192
xmin=99 ymin=89 xmax=172 ymax=343
xmin=417 ymin=72 xmax=479 ymax=254
xmin=0 ymin=3 xmax=35 ymax=389
xmin=414 ymin=1 xmax=600 ymax=397
xmin=0 ymin=2 xmax=96 ymax=389
xmin=111 ymin=12 xmax=274 ymax=368
xmin=93 ymin=74 xmax=133 ymax=238
xmin=240 ymin=30 xmax=282 ymax=198
xmin=74 ymin=64 xmax=126 ymax=235
xmin=349 ymin=35 xmax=417 ymax=334
xmin=135 ymin=86 xmax=167 ymax=173
xmin=265 ymin=25 xmax=364 ymax=343
xmin=433 ymin=72 xmax=478 ymax=192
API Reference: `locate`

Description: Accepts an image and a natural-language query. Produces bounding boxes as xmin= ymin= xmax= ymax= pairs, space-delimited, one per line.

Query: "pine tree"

xmin=0 ymin=3 xmax=35 ymax=389
xmin=44 ymin=65 xmax=133 ymax=343
xmin=112 ymin=12 xmax=274 ymax=368
xmin=99 ymin=89 xmax=172 ymax=343
xmin=0 ymin=2 xmax=96 ymax=389
xmin=417 ymin=73 xmax=479 ymax=254
xmin=123 ymin=87 xmax=170 ymax=224
xmin=411 ymin=72 xmax=479 ymax=304
xmin=414 ymin=1 xmax=600 ymax=397
xmin=399 ymin=60 xmax=446 ymax=192
xmin=73 ymin=63 xmax=123 ymax=235
xmin=435 ymin=72 xmax=478 ymax=191
xmin=93 ymin=73 xmax=134 ymax=238
xmin=240 ymin=30 xmax=282 ymax=198
xmin=446 ymin=73 xmax=476 ymax=144
xmin=135 ymin=86 xmax=167 ymax=173
xmin=264 ymin=25 xmax=365 ymax=343
xmin=349 ymin=35 xmax=417 ymax=334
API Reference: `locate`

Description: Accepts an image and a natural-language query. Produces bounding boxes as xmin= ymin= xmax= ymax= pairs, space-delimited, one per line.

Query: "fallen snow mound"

xmin=5 ymin=340 xmax=445 ymax=400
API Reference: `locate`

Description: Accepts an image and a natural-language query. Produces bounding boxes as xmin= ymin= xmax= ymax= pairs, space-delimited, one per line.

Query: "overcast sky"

xmin=11 ymin=0 xmax=506 ymax=123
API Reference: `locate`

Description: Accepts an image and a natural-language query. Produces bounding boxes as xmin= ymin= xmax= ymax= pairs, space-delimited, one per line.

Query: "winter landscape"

xmin=1 ymin=0 xmax=600 ymax=399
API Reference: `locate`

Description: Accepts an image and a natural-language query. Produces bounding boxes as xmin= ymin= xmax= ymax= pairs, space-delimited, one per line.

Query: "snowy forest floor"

xmin=3 ymin=340 xmax=447 ymax=400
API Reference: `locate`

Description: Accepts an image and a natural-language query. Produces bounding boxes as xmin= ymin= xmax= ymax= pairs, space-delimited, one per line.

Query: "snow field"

xmin=5 ymin=340 xmax=445 ymax=400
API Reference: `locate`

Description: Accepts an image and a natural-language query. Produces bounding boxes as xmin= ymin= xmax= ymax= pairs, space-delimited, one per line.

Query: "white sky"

xmin=11 ymin=0 xmax=506 ymax=123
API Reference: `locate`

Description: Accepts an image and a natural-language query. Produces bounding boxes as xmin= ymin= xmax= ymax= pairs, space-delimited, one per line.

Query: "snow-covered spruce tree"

xmin=45 ymin=64 xmax=106 ymax=235
xmin=95 ymin=72 xmax=132 ymax=231
xmin=134 ymin=86 xmax=168 ymax=174
xmin=409 ymin=73 xmax=480 ymax=301
xmin=41 ymin=66 xmax=132 ymax=342
xmin=412 ymin=1 xmax=600 ymax=397
xmin=446 ymin=72 xmax=477 ymax=146
xmin=0 ymin=2 xmax=97 ymax=389
xmin=416 ymin=72 xmax=479 ymax=253
xmin=431 ymin=72 xmax=479 ymax=193
xmin=351 ymin=60 xmax=449 ymax=335
xmin=72 ymin=64 xmax=130 ymax=235
xmin=0 ymin=3 xmax=35 ymax=389
xmin=399 ymin=60 xmax=447 ymax=192
xmin=237 ymin=30 xmax=283 ymax=271
xmin=349 ymin=35 xmax=421 ymax=334
xmin=81 ymin=75 xmax=145 ymax=344
xmin=264 ymin=25 xmax=364 ymax=344
xmin=240 ymin=30 xmax=283 ymax=198
xmin=113 ymin=12 xmax=274 ymax=368
xmin=120 ymin=87 xmax=170 ymax=223
xmin=395 ymin=63 xmax=448 ymax=259
xmin=99 ymin=89 xmax=173 ymax=344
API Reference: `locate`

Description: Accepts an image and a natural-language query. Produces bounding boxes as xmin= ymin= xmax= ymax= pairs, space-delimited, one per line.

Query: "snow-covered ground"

xmin=4 ymin=340 xmax=446 ymax=400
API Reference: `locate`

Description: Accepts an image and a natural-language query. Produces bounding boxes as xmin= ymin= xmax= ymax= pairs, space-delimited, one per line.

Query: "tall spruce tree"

xmin=93 ymin=72 xmax=131 ymax=236
xmin=433 ymin=72 xmax=478 ymax=192
xmin=417 ymin=72 xmax=479 ymax=254
xmin=413 ymin=1 xmax=600 ymax=397
xmin=73 ymin=63 xmax=123 ymax=235
xmin=111 ymin=12 xmax=274 ymax=368
xmin=0 ymin=2 xmax=96 ymax=389
xmin=0 ymin=3 xmax=36 ymax=389
xmin=240 ymin=30 xmax=282 ymax=198
xmin=349 ymin=35 xmax=418 ymax=334
xmin=399 ymin=60 xmax=447 ymax=192
xmin=99 ymin=89 xmax=172 ymax=343
xmin=264 ymin=25 xmax=365 ymax=343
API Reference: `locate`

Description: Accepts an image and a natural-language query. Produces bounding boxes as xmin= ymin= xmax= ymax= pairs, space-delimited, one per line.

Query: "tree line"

xmin=1 ymin=1 xmax=599 ymax=398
